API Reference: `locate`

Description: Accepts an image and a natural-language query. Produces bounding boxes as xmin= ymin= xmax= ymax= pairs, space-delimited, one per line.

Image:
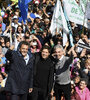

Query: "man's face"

xmin=85 ymin=60 xmax=90 ymax=70
xmin=14 ymin=19 xmax=18 ymax=24
xmin=74 ymin=76 xmax=80 ymax=84
xmin=82 ymin=35 xmax=88 ymax=41
xmin=79 ymin=81 xmax=87 ymax=90
xmin=54 ymin=48 xmax=64 ymax=59
xmin=19 ymin=44 xmax=29 ymax=57
xmin=6 ymin=42 xmax=10 ymax=48
xmin=41 ymin=49 xmax=50 ymax=59
xmin=75 ymin=36 xmax=79 ymax=42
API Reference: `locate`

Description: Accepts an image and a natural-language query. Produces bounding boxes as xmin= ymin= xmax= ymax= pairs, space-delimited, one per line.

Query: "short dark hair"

xmin=80 ymin=78 xmax=88 ymax=85
xmin=41 ymin=45 xmax=51 ymax=53
xmin=19 ymin=41 xmax=29 ymax=48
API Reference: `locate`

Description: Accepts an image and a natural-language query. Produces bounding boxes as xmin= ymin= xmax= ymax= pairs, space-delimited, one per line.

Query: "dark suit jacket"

xmin=5 ymin=49 xmax=34 ymax=94
xmin=33 ymin=53 xmax=54 ymax=94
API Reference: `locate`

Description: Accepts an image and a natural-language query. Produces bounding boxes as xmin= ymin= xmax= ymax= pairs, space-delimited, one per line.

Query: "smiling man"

xmin=52 ymin=44 xmax=73 ymax=100
xmin=5 ymin=41 xmax=34 ymax=100
xmin=31 ymin=45 xmax=54 ymax=100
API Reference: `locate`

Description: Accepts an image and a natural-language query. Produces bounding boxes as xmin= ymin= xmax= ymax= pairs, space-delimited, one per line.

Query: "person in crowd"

xmin=0 ymin=0 xmax=90 ymax=100
xmin=11 ymin=15 xmax=18 ymax=33
xmin=81 ymin=34 xmax=90 ymax=45
xmin=16 ymin=25 xmax=25 ymax=38
xmin=0 ymin=24 xmax=3 ymax=36
xmin=70 ymin=80 xmax=81 ymax=100
xmin=76 ymin=58 xmax=90 ymax=90
xmin=31 ymin=45 xmax=54 ymax=100
xmin=2 ymin=37 xmax=10 ymax=55
xmin=5 ymin=41 xmax=34 ymax=100
xmin=0 ymin=72 xmax=7 ymax=100
xmin=61 ymin=80 xmax=81 ymax=100
xmin=0 ymin=46 xmax=6 ymax=73
xmin=0 ymin=36 xmax=6 ymax=48
xmin=83 ymin=58 xmax=90 ymax=89
xmin=75 ymin=78 xmax=90 ymax=100
xmin=0 ymin=16 xmax=6 ymax=32
xmin=29 ymin=34 xmax=42 ymax=53
xmin=74 ymin=75 xmax=81 ymax=87
xmin=52 ymin=44 xmax=73 ymax=100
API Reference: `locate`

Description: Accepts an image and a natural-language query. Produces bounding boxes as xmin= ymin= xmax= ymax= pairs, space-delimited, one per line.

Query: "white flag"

xmin=50 ymin=0 xmax=69 ymax=36
xmin=80 ymin=0 xmax=87 ymax=13
xmin=85 ymin=2 xmax=90 ymax=19
xmin=63 ymin=0 xmax=90 ymax=29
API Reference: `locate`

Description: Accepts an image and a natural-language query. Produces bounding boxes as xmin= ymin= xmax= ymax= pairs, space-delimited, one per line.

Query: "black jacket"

xmin=5 ymin=49 xmax=34 ymax=94
xmin=33 ymin=53 xmax=54 ymax=94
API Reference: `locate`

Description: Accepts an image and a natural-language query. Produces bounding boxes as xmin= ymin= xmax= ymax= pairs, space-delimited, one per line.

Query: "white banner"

xmin=85 ymin=2 xmax=90 ymax=19
xmin=50 ymin=0 xmax=69 ymax=36
xmin=63 ymin=0 xmax=90 ymax=29
xmin=80 ymin=0 xmax=87 ymax=13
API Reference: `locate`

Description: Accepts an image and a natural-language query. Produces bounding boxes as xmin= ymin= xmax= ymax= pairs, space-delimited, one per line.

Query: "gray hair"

xmin=44 ymin=18 xmax=49 ymax=22
xmin=53 ymin=44 xmax=64 ymax=51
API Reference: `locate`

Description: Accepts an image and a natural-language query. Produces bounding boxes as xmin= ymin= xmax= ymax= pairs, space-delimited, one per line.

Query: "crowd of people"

xmin=0 ymin=0 xmax=90 ymax=100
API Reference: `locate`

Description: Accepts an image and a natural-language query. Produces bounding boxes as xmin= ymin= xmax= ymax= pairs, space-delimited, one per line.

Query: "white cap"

xmin=33 ymin=42 xmax=37 ymax=46
xmin=35 ymin=1 xmax=39 ymax=4
xmin=13 ymin=15 xmax=18 ymax=19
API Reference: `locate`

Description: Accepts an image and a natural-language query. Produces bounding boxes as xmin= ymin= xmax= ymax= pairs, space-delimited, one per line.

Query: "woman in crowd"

xmin=0 ymin=46 xmax=6 ymax=73
xmin=30 ymin=35 xmax=42 ymax=53
xmin=75 ymin=78 xmax=90 ymax=100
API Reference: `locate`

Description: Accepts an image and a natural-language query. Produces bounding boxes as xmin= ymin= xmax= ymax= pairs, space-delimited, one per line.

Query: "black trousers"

xmin=31 ymin=87 xmax=49 ymax=100
xmin=11 ymin=94 xmax=27 ymax=100
xmin=54 ymin=83 xmax=71 ymax=100
xmin=6 ymin=92 xmax=27 ymax=100
xmin=0 ymin=92 xmax=6 ymax=100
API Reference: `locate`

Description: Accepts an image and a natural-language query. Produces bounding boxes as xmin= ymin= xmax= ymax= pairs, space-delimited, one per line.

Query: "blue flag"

xmin=18 ymin=0 xmax=32 ymax=24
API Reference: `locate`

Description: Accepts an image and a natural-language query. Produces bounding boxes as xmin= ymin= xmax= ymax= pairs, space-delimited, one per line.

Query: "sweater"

xmin=55 ymin=55 xmax=73 ymax=85
xmin=75 ymin=86 xmax=90 ymax=100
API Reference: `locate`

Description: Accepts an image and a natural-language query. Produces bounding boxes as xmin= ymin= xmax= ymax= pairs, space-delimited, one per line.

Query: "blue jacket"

xmin=5 ymin=49 xmax=34 ymax=94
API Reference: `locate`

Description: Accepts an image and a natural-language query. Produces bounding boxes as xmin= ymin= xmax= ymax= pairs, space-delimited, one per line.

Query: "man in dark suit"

xmin=31 ymin=45 xmax=54 ymax=100
xmin=5 ymin=41 xmax=34 ymax=100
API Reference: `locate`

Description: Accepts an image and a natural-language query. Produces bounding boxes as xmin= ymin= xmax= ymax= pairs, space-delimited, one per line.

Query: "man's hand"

xmin=10 ymin=45 xmax=15 ymax=50
xmin=29 ymin=88 xmax=33 ymax=93
xmin=77 ymin=62 xmax=81 ymax=69
xmin=50 ymin=89 xmax=54 ymax=97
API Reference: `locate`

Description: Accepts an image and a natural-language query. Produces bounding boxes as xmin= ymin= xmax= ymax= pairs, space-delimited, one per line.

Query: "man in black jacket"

xmin=5 ymin=41 xmax=34 ymax=100
xmin=31 ymin=45 xmax=54 ymax=100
